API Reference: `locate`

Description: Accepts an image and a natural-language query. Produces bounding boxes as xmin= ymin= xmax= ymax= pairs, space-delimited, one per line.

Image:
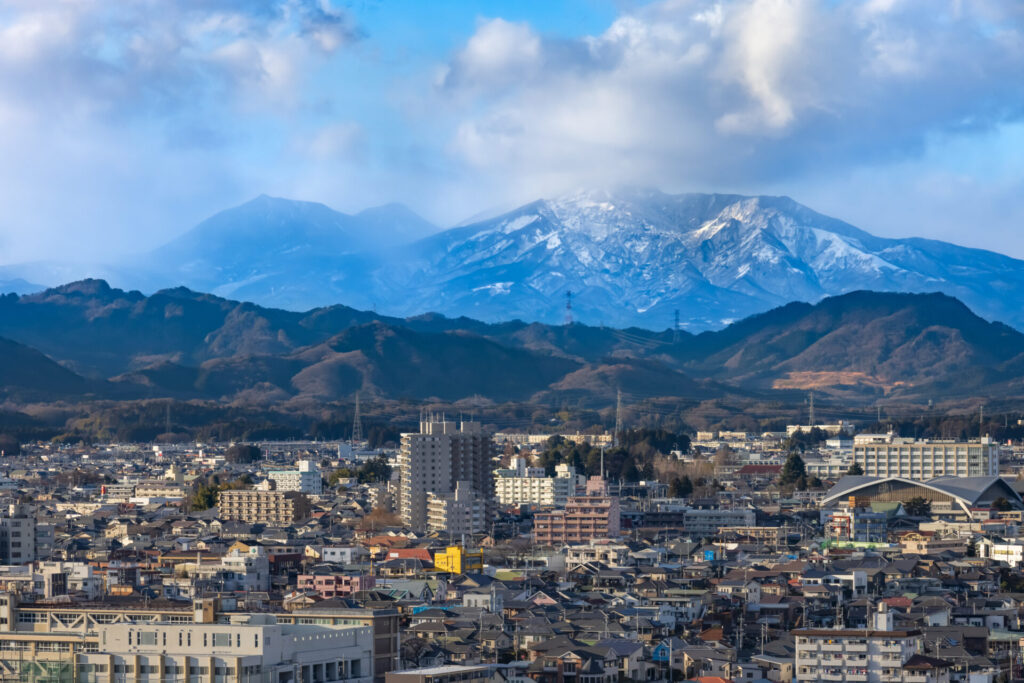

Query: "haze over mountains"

xmin=0 ymin=282 xmax=1023 ymax=405
xmin=4 ymin=189 xmax=1024 ymax=331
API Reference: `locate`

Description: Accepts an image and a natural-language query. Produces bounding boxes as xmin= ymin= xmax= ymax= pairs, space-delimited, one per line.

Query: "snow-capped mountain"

xmin=383 ymin=189 xmax=1024 ymax=330
xmin=8 ymin=189 xmax=1024 ymax=332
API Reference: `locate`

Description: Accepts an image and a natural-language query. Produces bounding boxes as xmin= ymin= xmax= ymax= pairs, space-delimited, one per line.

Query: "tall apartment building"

xmin=851 ymin=435 xmax=998 ymax=478
xmin=217 ymin=490 xmax=311 ymax=527
xmin=533 ymin=477 xmax=621 ymax=546
xmin=495 ymin=458 xmax=581 ymax=507
xmin=268 ymin=460 xmax=323 ymax=495
xmin=795 ymin=604 xmax=950 ymax=683
xmin=396 ymin=418 xmax=495 ymax=533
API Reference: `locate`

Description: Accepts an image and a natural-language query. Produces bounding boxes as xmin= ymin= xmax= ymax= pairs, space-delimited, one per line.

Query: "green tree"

xmin=847 ymin=462 xmax=864 ymax=476
xmin=778 ymin=453 xmax=806 ymax=486
xmin=903 ymin=496 xmax=932 ymax=517
xmin=993 ymin=496 xmax=1013 ymax=512
xmin=966 ymin=538 xmax=977 ymax=557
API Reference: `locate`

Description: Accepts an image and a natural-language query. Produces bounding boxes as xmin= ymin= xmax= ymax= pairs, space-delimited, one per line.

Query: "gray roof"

xmin=823 ymin=476 xmax=1022 ymax=509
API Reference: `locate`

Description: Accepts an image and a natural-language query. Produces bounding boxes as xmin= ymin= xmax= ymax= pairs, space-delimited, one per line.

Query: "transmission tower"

xmin=352 ymin=391 xmax=363 ymax=443
xmin=809 ymin=392 xmax=815 ymax=426
xmin=673 ymin=309 xmax=680 ymax=343
xmin=614 ymin=389 xmax=623 ymax=447
xmin=565 ymin=290 xmax=573 ymax=326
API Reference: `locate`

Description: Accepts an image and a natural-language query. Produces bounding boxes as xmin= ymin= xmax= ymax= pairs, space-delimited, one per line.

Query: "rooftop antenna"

xmin=565 ymin=290 xmax=573 ymax=326
xmin=352 ymin=391 xmax=363 ymax=444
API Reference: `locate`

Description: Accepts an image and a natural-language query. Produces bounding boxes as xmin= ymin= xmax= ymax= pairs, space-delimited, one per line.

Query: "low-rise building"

xmin=218 ymin=490 xmax=312 ymax=526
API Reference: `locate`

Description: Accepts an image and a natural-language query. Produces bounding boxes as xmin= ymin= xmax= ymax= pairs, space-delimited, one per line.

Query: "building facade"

xmin=396 ymin=419 xmax=495 ymax=533
xmin=217 ymin=491 xmax=312 ymax=527
xmin=851 ymin=437 xmax=998 ymax=479
xmin=534 ymin=478 xmax=621 ymax=546
xmin=268 ymin=460 xmax=323 ymax=495
xmin=495 ymin=459 xmax=581 ymax=508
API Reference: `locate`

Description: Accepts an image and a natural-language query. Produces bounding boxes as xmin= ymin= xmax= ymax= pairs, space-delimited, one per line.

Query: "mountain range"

xmin=4 ymin=189 xmax=1024 ymax=331
xmin=0 ymin=282 xmax=1022 ymax=405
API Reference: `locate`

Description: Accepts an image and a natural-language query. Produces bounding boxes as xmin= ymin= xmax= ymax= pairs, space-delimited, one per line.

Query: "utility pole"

xmin=809 ymin=392 xmax=815 ymax=426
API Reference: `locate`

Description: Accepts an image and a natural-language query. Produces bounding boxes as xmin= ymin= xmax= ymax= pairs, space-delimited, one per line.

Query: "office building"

xmin=396 ymin=418 xmax=495 ymax=533
xmin=218 ymin=490 xmax=312 ymax=527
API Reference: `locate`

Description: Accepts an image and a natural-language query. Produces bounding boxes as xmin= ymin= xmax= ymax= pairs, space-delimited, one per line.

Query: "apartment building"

xmin=297 ymin=571 xmax=375 ymax=599
xmin=495 ymin=459 xmax=581 ymax=508
xmin=851 ymin=436 xmax=998 ymax=479
xmin=77 ymin=615 xmax=373 ymax=683
xmin=396 ymin=419 xmax=495 ymax=533
xmin=0 ymin=504 xmax=36 ymax=565
xmin=217 ymin=490 xmax=312 ymax=527
xmin=426 ymin=481 xmax=487 ymax=536
xmin=795 ymin=605 xmax=950 ymax=683
xmin=533 ymin=477 xmax=621 ymax=546
xmin=268 ymin=460 xmax=323 ymax=495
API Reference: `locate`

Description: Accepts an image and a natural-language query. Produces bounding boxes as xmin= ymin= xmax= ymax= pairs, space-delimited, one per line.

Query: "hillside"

xmin=0 ymin=283 xmax=1020 ymax=404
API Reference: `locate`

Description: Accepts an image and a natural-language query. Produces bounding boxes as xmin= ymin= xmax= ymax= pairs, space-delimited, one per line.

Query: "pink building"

xmin=296 ymin=572 xmax=375 ymax=598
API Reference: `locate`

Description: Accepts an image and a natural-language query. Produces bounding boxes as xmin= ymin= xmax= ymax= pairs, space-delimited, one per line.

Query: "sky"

xmin=0 ymin=0 xmax=1023 ymax=264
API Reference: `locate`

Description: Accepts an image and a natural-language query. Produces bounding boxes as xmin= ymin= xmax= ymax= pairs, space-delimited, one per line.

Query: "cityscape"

xmin=1 ymin=3 xmax=1024 ymax=683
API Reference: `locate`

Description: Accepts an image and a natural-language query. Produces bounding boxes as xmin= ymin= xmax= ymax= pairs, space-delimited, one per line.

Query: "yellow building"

xmin=432 ymin=546 xmax=483 ymax=574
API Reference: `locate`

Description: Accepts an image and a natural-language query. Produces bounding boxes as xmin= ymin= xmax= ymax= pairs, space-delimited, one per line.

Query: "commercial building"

xmin=396 ymin=419 xmax=495 ymax=533
xmin=268 ymin=460 xmax=323 ymax=495
xmin=432 ymin=546 xmax=483 ymax=574
xmin=217 ymin=490 xmax=312 ymax=527
xmin=795 ymin=605 xmax=950 ymax=683
xmin=494 ymin=458 xmax=581 ymax=508
xmin=534 ymin=477 xmax=621 ymax=546
xmin=851 ymin=436 xmax=998 ymax=479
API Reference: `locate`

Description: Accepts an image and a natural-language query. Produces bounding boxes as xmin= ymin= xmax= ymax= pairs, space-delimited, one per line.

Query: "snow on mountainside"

xmin=383 ymin=189 xmax=1024 ymax=330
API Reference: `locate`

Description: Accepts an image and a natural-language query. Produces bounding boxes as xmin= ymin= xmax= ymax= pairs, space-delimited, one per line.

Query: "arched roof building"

xmin=822 ymin=476 xmax=1023 ymax=517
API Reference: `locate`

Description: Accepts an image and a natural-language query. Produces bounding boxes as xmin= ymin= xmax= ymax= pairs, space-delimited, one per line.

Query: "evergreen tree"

xmin=847 ymin=462 xmax=864 ymax=475
xmin=778 ymin=453 xmax=806 ymax=486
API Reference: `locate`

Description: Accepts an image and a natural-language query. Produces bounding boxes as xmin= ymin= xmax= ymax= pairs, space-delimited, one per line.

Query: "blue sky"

xmin=0 ymin=0 xmax=1022 ymax=263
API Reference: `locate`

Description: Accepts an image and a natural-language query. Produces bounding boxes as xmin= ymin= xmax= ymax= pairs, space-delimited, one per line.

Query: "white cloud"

xmin=437 ymin=0 xmax=1024 ymax=197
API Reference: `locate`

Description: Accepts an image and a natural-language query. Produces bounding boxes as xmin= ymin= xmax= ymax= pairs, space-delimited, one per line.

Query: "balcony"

xmin=797 ymin=657 xmax=819 ymax=666
xmin=845 ymin=644 xmax=867 ymax=653
xmin=821 ymin=644 xmax=845 ymax=652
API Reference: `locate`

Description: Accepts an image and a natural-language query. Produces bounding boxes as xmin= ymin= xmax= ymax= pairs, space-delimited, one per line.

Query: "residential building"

xmin=217 ymin=490 xmax=312 ymax=526
xmin=297 ymin=571 xmax=376 ymax=598
xmin=533 ymin=477 xmax=621 ymax=545
xmin=495 ymin=459 xmax=581 ymax=508
xmin=426 ymin=481 xmax=487 ymax=536
xmin=268 ymin=460 xmax=323 ymax=495
xmin=0 ymin=504 xmax=35 ymax=565
xmin=396 ymin=419 xmax=495 ymax=533
xmin=795 ymin=604 xmax=951 ymax=683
